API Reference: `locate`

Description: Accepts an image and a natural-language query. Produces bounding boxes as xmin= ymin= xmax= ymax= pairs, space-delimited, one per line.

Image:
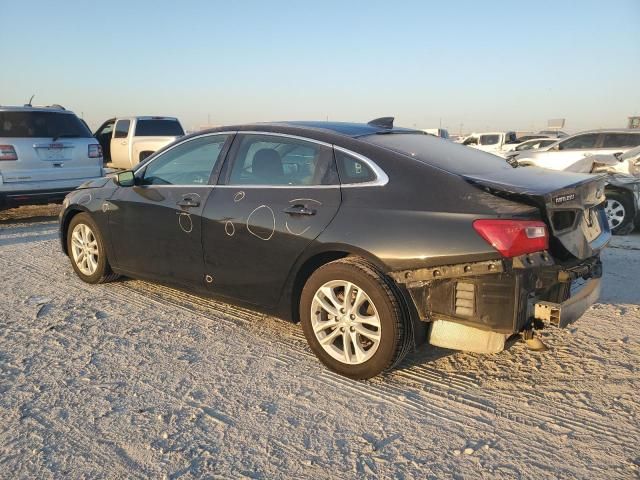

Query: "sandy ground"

xmin=0 ymin=205 xmax=638 ymax=479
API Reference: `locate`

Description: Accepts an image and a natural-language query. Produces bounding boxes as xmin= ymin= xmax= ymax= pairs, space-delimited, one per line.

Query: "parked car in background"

xmin=95 ymin=116 xmax=184 ymax=170
xmin=516 ymin=129 xmax=640 ymax=171
xmin=421 ymin=128 xmax=450 ymax=139
xmin=60 ymin=118 xmax=609 ymax=379
xmin=0 ymin=105 xmax=103 ymax=209
xmin=582 ymin=146 xmax=640 ymax=235
xmin=461 ymin=131 xmax=519 ymax=155
xmin=504 ymin=138 xmax=560 ymax=161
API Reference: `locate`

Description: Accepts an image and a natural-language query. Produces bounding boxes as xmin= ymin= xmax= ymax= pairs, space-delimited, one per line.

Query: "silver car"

xmin=0 ymin=105 xmax=104 ymax=209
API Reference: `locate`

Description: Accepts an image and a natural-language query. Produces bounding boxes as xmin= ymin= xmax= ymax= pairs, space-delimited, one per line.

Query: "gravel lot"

xmin=1 ymin=205 xmax=638 ymax=479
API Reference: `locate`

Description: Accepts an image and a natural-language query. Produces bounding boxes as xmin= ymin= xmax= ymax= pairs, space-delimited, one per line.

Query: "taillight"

xmin=473 ymin=219 xmax=548 ymax=258
xmin=0 ymin=145 xmax=18 ymax=161
xmin=88 ymin=144 xmax=102 ymax=158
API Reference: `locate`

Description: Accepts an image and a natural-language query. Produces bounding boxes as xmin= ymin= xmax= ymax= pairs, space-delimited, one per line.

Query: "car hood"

xmin=77 ymin=177 xmax=112 ymax=190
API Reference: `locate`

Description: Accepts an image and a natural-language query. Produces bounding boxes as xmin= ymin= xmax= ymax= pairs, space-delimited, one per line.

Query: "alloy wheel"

xmin=70 ymin=223 xmax=99 ymax=276
xmin=310 ymin=280 xmax=381 ymax=365
xmin=605 ymin=199 xmax=626 ymax=229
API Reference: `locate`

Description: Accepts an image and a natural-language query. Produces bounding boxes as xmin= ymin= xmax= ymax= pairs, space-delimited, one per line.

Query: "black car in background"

xmin=59 ymin=118 xmax=610 ymax=379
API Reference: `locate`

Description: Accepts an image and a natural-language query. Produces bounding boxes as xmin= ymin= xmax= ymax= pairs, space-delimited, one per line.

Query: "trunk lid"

xmin=463 ymin=167 xmax=610 ymax=260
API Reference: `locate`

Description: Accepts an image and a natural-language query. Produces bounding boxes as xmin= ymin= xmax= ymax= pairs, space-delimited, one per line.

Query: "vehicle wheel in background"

xmin=300 ymin=257 xmax=412 ymax=379
xmin=67 ymin=213 xmax=119 ymax=283
xmin=605 ymin=191 xmax=635 ymax=235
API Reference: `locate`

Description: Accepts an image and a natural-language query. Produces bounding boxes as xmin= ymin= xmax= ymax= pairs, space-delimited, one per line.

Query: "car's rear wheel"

xmin=67 ymin=213 xmax=119 ymax=283
xmin=300 ymin=258 xmax=411 ymax=379
xmin=605 ymin=191 xmax=635 ymax=235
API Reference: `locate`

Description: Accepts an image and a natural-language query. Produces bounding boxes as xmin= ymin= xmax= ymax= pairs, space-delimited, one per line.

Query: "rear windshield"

xmin=364 ymin=133 xmax=513 ymax=175
xmin=134 ymin=120 xmax=184 ymax=137
xmin=0 ymin=111 xmax=92 ymax=138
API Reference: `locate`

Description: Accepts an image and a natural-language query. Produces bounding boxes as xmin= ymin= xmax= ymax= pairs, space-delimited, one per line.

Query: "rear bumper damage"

xmin=390 ymin=253 xmax=603 ymax=353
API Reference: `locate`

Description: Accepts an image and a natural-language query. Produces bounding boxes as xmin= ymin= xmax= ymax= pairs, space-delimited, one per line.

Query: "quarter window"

xmin=227 ymin=134 xmax=336 ymax=186
xmin=558 ymin=134 xmax=598 ymax=150
xmin=114 ymin=120 xmax=131 ymax=139
xmin=335 ymin=150 xmax=376 ymax=184
xmin=141 ymin=135 xmax=229 ymax=186
xmin=602 ymin=133 xmax=640 ymax=149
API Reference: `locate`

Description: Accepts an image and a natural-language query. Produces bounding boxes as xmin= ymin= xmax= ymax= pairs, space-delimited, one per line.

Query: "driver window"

xmin=141 ymin=135 xmax=229 ymax=186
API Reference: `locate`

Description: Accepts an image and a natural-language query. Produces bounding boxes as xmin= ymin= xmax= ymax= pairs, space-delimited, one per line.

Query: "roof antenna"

xmin=26 ymin=94 xmax=35 ymax=107
xmin=368 ymin=117 xmax=394 ymax=129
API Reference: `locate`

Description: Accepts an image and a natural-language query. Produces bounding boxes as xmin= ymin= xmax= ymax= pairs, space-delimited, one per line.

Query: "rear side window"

xmin=114 ymin=120 xmax=130 ymax=139
xmin=0 ymin=111 xmax=92 ymax=138
xmin=335 ymin=150 xmax=376 ymax=184
xmin=558 ymin=134 xmax=598 ymax=150
xmin=602 ymin=133 xmax=640 ymax=149
xmin=134 ymin=120 xmax=184 ymax=137
xmin=227 ymin=134 xmax=336 ymax=186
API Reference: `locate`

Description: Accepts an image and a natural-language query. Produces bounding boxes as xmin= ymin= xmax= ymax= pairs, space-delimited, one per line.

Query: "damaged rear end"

xmin=390 ymin=168 xmax=611 ymax=354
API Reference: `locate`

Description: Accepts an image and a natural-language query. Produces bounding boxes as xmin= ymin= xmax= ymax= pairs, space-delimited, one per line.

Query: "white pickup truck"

xmin=461 ymin=131 xmax=519 ymax=156
xmin=94 ymin=116 xmax=184 ymax=169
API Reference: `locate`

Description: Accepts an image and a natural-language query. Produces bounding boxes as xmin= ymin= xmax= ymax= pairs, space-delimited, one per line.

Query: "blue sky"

xmin=2 ymin=0 xmax=638 ymax=133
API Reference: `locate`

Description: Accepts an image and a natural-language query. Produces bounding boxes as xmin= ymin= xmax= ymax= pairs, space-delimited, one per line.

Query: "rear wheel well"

xmin=290 ymin=251 xmax=350 ymax=323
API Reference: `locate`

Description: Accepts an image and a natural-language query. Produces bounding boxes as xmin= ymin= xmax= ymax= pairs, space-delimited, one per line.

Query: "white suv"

xmin=0 ymin=105 xmax=104 ymax=209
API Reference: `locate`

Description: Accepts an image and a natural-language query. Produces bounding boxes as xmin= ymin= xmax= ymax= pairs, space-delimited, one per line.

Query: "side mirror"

xmin=116 ymin=170 xmax=136 ymax=187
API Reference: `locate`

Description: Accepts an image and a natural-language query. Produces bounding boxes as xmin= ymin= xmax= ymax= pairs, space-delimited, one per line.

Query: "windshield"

xmin=134 ymin=119 xmax=184 ymax=137
xmin=620 ymin=145 xmax=640 ymax=160
xmin=364 ymin=133 xmax=515 ymax=175
xmin=0 ymin=111 xmax=92 ymax=138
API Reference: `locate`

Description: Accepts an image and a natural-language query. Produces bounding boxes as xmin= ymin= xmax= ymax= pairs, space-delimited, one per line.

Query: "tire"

xmin=67 ymin=213 xmax=119 ymax=284
xmin=605 ymin=191 xmax=635 ymax=235
xmin=300 ymin=257 xmax=412 ymax=379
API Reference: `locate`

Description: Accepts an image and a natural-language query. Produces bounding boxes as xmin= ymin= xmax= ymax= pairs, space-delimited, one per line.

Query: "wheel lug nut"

xmin=350 ymin=314 xmax=355 ymax=320
xmin=340 ymin=327 xmax=345 ymax=332
xmin=350 ymin=326 xmax=355 ymax=332
xmin=340 ymin=308 xmax=345 ymax=314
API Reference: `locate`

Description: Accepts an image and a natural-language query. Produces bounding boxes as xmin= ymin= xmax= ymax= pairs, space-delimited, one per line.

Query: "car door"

xmin=94 ymin=119 xmax=115 ymax=161
xmin=107 ymin=133 xmax=233 ymax=286
xmin=110 ymin=119 xmax=131 ymax=168
xmin=201 ymin=132 xmax=341 ymax=308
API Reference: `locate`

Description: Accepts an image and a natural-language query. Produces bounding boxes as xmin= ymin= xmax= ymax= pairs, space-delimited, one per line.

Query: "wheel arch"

xmin=60 ymin=206 xmax=90 ymax=255
xmin=283 ymin=245 xmax=427 ymax=347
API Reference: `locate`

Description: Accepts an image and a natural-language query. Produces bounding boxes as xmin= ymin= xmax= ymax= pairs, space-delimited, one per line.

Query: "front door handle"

xmin=283 ymin=204 xmax=316 ymax=216
xmin=177 ymin=198 xmax=200 ymax=208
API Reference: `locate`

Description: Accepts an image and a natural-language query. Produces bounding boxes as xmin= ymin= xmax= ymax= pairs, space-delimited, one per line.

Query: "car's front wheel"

xmin=300 ymin=258 xmax=412 ymax=379
xmin=67 ymin=213 xmax=119 ymax=283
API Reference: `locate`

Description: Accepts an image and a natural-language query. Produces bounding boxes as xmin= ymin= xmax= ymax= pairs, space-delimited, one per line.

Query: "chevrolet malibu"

xmin=59 ymin=119 xmax=610 ymax=379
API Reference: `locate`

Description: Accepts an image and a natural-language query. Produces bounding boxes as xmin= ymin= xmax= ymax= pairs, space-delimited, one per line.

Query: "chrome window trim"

xmin=132 ymin=131 xmax=237 ymax=176
xmin=131 ymin=130 xmax=389 ymax=189
xmin=225 ymin=131 xmax=389 ymax=188
xmin=333 ymin=146 xmax=389 ymax=187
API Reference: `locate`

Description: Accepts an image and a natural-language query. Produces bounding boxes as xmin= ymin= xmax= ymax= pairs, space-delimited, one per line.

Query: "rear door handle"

xmin=177 ymin=198 xmax=200 ymax=208
xmin=283 ymin=204 xmax=316 ymax=216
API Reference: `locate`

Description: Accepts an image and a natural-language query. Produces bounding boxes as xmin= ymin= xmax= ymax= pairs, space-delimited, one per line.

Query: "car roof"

xmin=0 ymin=105 xmax=75 ymax=114
xmin=274 ymin=121 xmax=419 ymax=137
xmin=567 ymin=128 xmax=640 ymax=135
xmin=196 ymin=120 xmax=422 ymax=142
